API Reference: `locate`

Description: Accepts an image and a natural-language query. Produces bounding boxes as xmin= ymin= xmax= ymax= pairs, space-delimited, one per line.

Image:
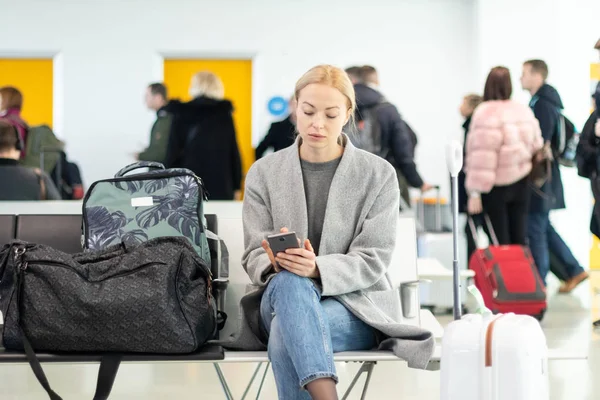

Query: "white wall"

xmin=476 ymin=0 xmax=600 ymax=274
xmin=0 ymin=0 xmax=478 ymax=190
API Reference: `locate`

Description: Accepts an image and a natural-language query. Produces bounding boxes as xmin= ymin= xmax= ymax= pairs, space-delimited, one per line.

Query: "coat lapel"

xmin=281 ymin=139 xmax=309 ymax=241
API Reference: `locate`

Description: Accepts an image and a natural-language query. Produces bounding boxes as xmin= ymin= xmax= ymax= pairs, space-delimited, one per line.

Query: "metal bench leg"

xmin=255 ymin=362 xmax=270 ymax=399
xmin=341 ymin=362 xmax=376 ymax=400
xmin=240 ymin=362 xmax=269 ymax=400
xmin=214 ymin=363 xmax=235 ymax=400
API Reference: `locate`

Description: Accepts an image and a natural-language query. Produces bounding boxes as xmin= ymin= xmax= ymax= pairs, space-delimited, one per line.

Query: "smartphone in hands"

xmin=267 ymin=231 xmax=300 ymax=256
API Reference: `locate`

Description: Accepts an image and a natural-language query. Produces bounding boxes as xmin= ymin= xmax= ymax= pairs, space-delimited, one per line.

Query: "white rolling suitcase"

xmin=440 ymin=141 xmax=549 ymax=400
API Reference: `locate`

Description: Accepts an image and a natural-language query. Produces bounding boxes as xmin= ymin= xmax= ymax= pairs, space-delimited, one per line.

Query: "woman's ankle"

xmin=306 ymin=378 xmax=338 ymax=400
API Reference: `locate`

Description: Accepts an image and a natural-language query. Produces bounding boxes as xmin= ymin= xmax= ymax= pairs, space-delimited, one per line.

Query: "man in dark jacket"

xmin=136 ymin=83 xmax=172 ymax=163
xmin=0 ymin=120 xmax=60 ymax=200
xmin=521 ymin=59 xmax=587 ymax=289
xmin=352 ymin=66 xmax=431 ymax=207
xmin=255 ymin=97 xmax=296 ymax=159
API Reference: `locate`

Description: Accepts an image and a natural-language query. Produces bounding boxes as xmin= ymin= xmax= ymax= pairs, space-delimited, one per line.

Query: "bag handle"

xmin=467 ymin=214 xmax=500 ymax=247
xmin=14 ymin=248 xmax=122 ymax=400
xmin=115 ymin=161 xmax=165 ymax=178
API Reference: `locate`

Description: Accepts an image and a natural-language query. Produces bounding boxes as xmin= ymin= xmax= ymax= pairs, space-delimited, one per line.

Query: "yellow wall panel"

xmin=591 ymin=63 xmax=600 ymax=270
xmin=591 ymin=63 xmax=600 ymax=81
xmin=590 ymin=235 xmax=600 ymax=271
xmin=163 ymin=59 xmax=253 ymax=179
xmin=0 ymin=59 xmax=53 ymax=127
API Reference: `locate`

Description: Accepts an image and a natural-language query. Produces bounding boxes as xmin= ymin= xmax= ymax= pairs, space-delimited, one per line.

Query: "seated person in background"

xmin=0 ymin=86 xmax=28 ymax=159
xmin=237 ymin=65 xmax=433 ymax=399
xmin=0 ymin=121 xmax=60 ymax=200
xmin=136 ymin=83 xmax=172 ymax=163
xmin=255 ymin=96 xmax=297 ymax=159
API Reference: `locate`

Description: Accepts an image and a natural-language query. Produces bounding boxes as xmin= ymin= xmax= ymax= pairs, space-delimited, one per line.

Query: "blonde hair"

xmin=189 ymin=71 xmax=225 ymax=100
xmin=464 ymin=93 xmax=483 ymax=110
xmin=295 ymin=65 xmax=356 ymax=124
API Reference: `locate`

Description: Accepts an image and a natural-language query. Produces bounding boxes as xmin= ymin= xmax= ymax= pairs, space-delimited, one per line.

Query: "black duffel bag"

xmin=0 ymin=237 xmax=217 ymax=399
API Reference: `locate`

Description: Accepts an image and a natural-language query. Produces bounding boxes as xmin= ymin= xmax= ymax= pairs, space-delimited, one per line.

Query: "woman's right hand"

xmin=262 ymin=227 xmax=291 ymax=272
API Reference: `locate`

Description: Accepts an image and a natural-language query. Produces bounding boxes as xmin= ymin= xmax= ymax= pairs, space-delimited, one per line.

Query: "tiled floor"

xmin=1 ymin=279 xmax=598 ymax=400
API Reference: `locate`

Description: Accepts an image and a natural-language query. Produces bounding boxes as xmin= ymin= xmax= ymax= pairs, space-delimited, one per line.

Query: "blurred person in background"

xmin=457 ymin=93 xmax=492 ymax=259
xmin=0 ymin=120 xmax=60 ymax=200
xmin=0 ymin=86 xmax=28 ymax=159
xmin=352 ymin=65 xmax=430 ymax=208
xmin=164 ymin=71 xmax=242 ymax=201
xmin=521 ymin=59 xmax=588 ymax=288
xmin=576 ymin=83 xmax=600 ymax=234
xmin=465 ymin=67 xmax=543 ymax=248
xmin=344 ymin=66 xmax=362 ymax=85
xmin=136 ymin=82 xmax=172 ymax=163
xmin=255 ymin=96 xmax=297 ymax=159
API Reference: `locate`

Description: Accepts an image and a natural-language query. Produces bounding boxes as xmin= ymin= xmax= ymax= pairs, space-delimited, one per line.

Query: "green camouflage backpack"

xmin=82 ymin=162 xmax=211 ymax=266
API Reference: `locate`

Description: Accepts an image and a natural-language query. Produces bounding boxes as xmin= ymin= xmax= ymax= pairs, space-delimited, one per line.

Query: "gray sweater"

xmin=301 ymin=157 xmax=341 ymax=256
xmin=217 ymin=134 xmax=434 ymax=370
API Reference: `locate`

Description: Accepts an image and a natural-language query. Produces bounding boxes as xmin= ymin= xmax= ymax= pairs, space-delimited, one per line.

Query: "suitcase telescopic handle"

xmin=447 ymin=140 xmax=464 ymax=320
xmin=467 ymin=214 xmax=500 ymax=247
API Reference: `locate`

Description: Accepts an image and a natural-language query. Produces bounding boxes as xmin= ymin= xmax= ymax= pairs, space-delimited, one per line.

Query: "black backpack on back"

xmin=351 ymin=101 xmax=388 ymax=157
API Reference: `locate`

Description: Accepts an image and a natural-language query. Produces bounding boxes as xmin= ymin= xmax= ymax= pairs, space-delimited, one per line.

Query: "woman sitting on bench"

xmin=237 ymin=65 xmax=433 ymax=400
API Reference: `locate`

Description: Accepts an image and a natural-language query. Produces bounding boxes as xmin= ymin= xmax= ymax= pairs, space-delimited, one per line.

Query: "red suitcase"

xmin=468 ymin=216 xmax=547 ymax=319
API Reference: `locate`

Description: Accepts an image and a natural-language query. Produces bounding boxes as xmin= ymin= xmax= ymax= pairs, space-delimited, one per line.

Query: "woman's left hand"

xmin=276 ymin=239 xmax=320 ymax=278
xmin=468 ymin=196 xmax=483 ymax=215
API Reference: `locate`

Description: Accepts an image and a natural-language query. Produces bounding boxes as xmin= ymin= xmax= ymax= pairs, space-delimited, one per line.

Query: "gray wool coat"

xmin=216 ymin=134 xmax=434 ymax=370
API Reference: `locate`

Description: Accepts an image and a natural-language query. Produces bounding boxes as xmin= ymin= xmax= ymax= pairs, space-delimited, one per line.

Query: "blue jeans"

xmin=260 ymin=271 xmax=376 ymax=399
xmin=528 ymin=212 xmax=585 ymax=286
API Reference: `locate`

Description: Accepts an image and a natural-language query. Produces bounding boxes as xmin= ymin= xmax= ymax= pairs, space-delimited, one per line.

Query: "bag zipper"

xmin=82 ymin=171 xmax=207 ymax=247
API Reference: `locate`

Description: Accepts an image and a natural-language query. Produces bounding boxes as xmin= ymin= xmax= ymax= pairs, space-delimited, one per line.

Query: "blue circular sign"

xmin=267 ymin=96 xmax=288 ymax=117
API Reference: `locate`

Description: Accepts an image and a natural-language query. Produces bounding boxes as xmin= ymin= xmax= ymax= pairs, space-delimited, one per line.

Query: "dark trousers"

xmin=528 ymin=212 xmax=585 ymax=286
xmin=481 ymin=177 xmax=529 ymax=246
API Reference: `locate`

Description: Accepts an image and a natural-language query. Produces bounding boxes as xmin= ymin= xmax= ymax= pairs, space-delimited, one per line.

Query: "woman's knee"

xmin=269 ymin=270 xmax=316 ymax=294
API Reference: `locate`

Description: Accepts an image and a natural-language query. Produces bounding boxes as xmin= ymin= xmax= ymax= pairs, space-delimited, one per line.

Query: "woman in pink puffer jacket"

xmin=465 ymin=66 xmax=543 ymax=245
